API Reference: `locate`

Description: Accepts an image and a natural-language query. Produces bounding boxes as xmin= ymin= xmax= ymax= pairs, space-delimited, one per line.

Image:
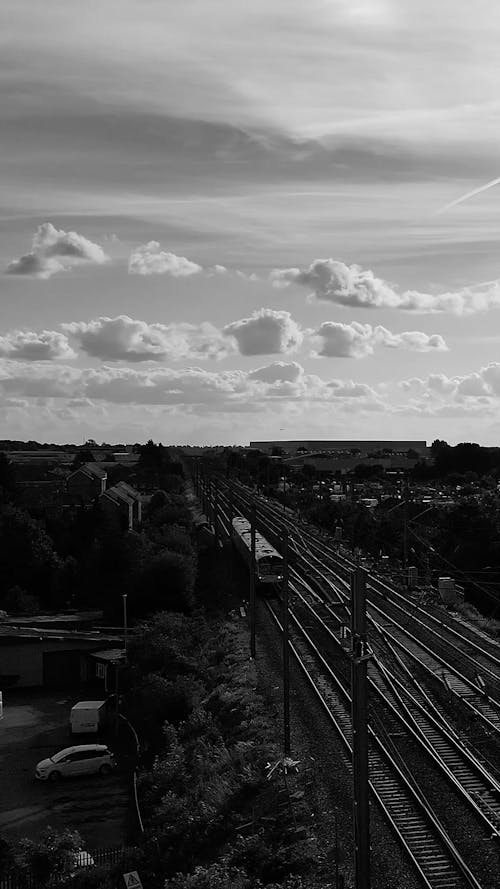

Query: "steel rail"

xmin=265 ymin=598 xmax=484 ymax=889
xmin=289 ymin=580 xmax=500 ymax=837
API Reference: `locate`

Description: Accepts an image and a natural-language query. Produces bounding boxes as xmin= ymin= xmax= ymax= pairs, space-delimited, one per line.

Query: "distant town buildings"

xmin=249 ymin=440 xmax=428 ymax=455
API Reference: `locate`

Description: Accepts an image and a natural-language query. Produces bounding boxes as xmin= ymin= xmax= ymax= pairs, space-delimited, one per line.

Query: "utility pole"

xmin=122 ymin=593 xmax=128 ymax=658
xmin=350 ymin=567 xmax=370 ymax=889
xmin=402 ymin=473 xmax=409 ymax=581
xmin=213 ymin=477 xmax=219 ymax=548
xmin=250 ymin=501 xmax=256 ymax=658
xmin=282 ymin=530 xmax=291 ymax=754
xmin=200 ymin=465 xmax=205 ymax=513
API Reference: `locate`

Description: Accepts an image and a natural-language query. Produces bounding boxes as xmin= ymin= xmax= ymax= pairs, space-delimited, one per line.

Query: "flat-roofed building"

xmin=250 ymin=440 xmax=428 ymax=456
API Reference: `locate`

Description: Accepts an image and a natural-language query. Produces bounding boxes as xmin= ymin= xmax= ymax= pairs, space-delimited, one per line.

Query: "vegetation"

xmin=0 ymin=443 xmax=329 ymax=888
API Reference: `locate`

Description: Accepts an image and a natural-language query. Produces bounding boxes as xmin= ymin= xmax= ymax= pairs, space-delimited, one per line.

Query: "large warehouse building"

xmin=249 ymin=440 xmax=428 ymax=455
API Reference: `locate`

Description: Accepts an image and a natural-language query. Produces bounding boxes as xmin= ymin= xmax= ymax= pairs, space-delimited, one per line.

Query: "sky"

xmin=2 ymin=1 xmax=500 ymax=445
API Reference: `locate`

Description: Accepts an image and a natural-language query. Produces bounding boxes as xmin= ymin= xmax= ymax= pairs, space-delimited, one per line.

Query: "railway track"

xmin=289 ymin=577 xmax=500 ymax=837
xmin=215 ymin=481 xmax=500 ymax=724
xmin=265 ymin=594 xmax=484 ymax=889
xmin=194 ymin=473 xmax=500 ymax=887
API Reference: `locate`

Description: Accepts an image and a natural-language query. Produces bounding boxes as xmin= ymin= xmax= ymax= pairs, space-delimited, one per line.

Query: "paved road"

xmin=0 ymin=690 xmax=130 ymax=847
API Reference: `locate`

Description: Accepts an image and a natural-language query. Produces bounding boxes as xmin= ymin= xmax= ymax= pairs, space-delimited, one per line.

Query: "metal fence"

xmin=0 ymin=846 xmax=136 ymax=889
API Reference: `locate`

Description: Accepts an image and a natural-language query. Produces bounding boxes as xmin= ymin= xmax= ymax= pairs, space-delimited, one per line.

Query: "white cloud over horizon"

xmin=4 ymin=355 xmax=500 ymax=418
xmin=0 ymin=358 xmax=381 ymax=410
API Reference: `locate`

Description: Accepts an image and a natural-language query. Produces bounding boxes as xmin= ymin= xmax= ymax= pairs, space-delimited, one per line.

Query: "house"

xmin=82 ymin=648 xmax=126 ymax=693
xmin=99 ymin=482 xmax=142 ymax=530
xmin=67 ymin=462 xmax=107 ymax=503
xmin=0 ymin=625 xmax=123 ymax=689
xmin=114 ymin=481 xmax=142 ymax=525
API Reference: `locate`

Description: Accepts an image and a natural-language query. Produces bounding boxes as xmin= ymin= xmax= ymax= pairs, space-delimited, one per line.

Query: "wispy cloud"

xmin=434 ymin=176 xmax=500 ymax=214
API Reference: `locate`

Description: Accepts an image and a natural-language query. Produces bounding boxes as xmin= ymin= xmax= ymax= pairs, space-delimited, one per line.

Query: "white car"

xmin=35 ymin=744 xmax=116 ymax=781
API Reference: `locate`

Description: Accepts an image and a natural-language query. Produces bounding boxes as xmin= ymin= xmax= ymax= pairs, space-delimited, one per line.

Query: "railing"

xmin=0 ymin=846 xmax=136 ymax=889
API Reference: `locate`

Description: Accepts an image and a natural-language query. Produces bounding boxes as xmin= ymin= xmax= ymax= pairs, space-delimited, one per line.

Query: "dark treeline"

xmin=0 ymin=446 xmax=328 ymax=889
xmin=0 ymin=443 xmax=192 ymax=620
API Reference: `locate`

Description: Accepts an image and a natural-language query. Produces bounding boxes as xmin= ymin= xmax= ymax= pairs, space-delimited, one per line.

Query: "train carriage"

xmin=231 ymin=516 xmax=284 ymax=592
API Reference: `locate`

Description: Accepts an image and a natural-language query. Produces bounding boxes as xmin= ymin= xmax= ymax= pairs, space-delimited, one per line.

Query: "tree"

xmin=127 ymin=611 xmax=207 ymax=677
xmin=271 ymin=447 xmax=285 ymax=457
xmin=14 ymin=827 xmax=83 ymax=886
xmin=0 ymin=506 xmax=59 ymax=605
xmin=0 ymin=453 xmax=16 ymax=502
xmin=71 ymin=449 xmax=95 ymax=469
xmin=131 ymin=551 xmax=196 ymax=616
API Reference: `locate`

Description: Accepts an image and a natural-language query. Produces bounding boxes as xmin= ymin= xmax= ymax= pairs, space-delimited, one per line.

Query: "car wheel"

xmin=49 ymin=771 xmax=61 ymax=782
xmin=99 ymin=764 xmax=112 ymax=776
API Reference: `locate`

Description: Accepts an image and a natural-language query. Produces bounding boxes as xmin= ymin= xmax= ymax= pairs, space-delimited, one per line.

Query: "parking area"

xmin=0 ymin=690 xmax=131 ymax=848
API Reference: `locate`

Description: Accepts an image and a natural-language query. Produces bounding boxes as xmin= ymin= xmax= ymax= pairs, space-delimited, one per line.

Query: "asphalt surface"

xmin=0 ymin=690 xmax=130 ymax=848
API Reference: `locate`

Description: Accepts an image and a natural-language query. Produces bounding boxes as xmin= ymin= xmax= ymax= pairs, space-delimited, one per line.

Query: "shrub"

xmin=131 ymin=551 xmax=196 ymax=616
xmin=4 ymin=586 xmax=40 ymax=614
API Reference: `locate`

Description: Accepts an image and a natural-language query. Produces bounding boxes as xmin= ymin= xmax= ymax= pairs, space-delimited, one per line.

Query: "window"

xmin=96 ymin=662 xmax=107 ymax=679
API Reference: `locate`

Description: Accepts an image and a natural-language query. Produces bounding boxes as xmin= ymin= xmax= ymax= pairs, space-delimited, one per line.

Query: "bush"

xmin=164 ymin=864 xmax=253 ymax=889
xmin=4 ymin=586 xmax=39 ymax=614
xmin=13 ymin=827 xmax=83 ymax=886
xmin=131 ymin=551 xmax=196 ymax=616
xmin=128 ymin=612 xmax=208 ymax=677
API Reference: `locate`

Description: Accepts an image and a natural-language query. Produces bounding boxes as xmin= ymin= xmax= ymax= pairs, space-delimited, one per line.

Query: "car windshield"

xmin=51 ymin=750 xmax=70 ymax=763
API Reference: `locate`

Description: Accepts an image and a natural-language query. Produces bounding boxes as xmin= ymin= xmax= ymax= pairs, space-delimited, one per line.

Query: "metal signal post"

xmin=350 ymin=566 xmax=371 ymax=889
xmin=213 ymin=477 xmax=219 ymax=548
xmin=250 ymin=501 xmax=256 ymax=658
xmin=282 ymin=530 xmax=291 ymax=755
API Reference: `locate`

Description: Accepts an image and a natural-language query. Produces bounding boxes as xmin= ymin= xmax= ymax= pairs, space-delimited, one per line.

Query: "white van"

xmin=70 ymin=701 xmax=107 ymax=735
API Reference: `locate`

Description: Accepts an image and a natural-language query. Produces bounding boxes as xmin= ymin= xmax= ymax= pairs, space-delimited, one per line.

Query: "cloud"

xmin=63 ymin=315 xmax=232 ymax=362
xmin=33 ymin=222 xmax=108 ymax=263
xmin=5 ymin=223 xmax=109 ymax=278
xmin=0 ymin=357 xmax=383 ymax=413
xmin=5 ymin=253 xmax=66 ymax=280
xmin=128 ymin=241 xmax=203 ymax=276
xmin=0 ymin=330 xmax=75 ymax=361
xmin=223 ymin=308 xmax=303 ymax=355
xmin=248 ymin=361 xmax=304 ymax=383
xmin=314 ymin=321 xmax=447 ymax=357
xmin=271 ymin=258 xmax=500 ymax=315
xmin=395 ymin=363 xmax=500 ymax=416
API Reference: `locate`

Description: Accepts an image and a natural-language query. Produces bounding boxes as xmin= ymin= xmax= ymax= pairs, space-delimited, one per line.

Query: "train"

xmin=231 ymin=516 xmax=284 ymax=592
